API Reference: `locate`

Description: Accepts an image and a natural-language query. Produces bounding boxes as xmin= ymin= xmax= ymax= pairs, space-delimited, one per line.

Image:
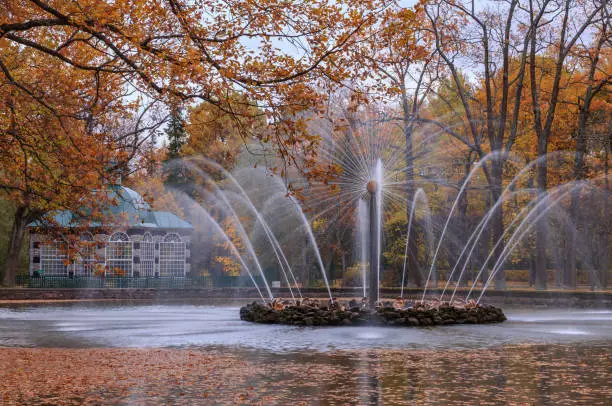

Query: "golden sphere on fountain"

xmin=367 ymin=180 xmax=378 ymax=194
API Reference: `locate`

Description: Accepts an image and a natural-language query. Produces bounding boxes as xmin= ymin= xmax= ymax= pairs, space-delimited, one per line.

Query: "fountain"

xmin=239 ymin=160 xmax=506 ymax=327
xmin=169 ymin=118 xmax=602 ymax=329
xmin=239 ymin=298 xmax=506 ymax=326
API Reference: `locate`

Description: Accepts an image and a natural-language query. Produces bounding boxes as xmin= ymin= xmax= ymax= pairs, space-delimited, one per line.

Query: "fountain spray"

xmin=366 ymin=159 xmax=384 ymax=306
xmin=367 ymin=179 xmax=379 ymax=307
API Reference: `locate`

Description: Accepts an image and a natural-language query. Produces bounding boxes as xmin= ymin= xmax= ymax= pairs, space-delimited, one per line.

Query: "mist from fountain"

xmin=186 ymin=159 xmax=302 ymax=300
xmin=466 ymin=180 xmax=596 ymax=302
xmin=189 ymin=200 xmax=267 ymax=302
xmin=445 ymin=188 xmax=534 ymax=302
xmin=474 ymin=180 xmax=604 ymax=302
xmin=421 ymin=151 xmax=511 ymax=301
xmin=166 ymin=165 xmax=273 ymax=301
xmin=444 ymin=152 xmax=574 ymax=301
xmin=288 ymin=193 xmax=334 ymax=301
xmin=257 ymin=192 xmax=304 ymax=298
xmin=225 ymin=191 xmax=298 ymax=302
xmin=162 ymin=109 xmax=608 ymax=309
xmin=207 ymin=188 xmax=274 ymax=300
xmin=401 ymin=188 xmax=426 ymax=298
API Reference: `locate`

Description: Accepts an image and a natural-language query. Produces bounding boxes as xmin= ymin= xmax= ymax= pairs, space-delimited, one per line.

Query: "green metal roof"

xmin=28 ymin=211 xmax=87 ymax=228
xmin=141 ymin=211 xmax=193 ymax=229
xmin=28 ymin=186 xmax=192 ymax=230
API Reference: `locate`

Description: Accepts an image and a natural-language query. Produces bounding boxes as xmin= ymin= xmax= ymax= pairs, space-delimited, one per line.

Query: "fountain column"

xmin=367 ymin=180 xmax=379 ymax=306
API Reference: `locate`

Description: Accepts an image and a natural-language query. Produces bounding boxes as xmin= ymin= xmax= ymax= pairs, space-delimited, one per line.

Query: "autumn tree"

xmin=0 ymin=0 xmax=391 ymax=189
xmin=421 ymin=76 xmax=491 ymax=285
xmin=421 ymin=0 xmax=584 ymax=289
xmin=525 ymin=0 xmax=607 ymax=289
xmin=0 ymin=43 xmax=136 ymax=285
xmin=213 ymin=217 xmax=245 ymax=277
xmin=564 ymin=11 xmax=611 ymax=288
xmin=0 ymin=0 xmax=394 ymax=286
xmin=177 ymin=95 xmax=267 ymax=275
xmin=183 ymin=93 xmax=266 ymax=174
xmin=352 ymin=4 xmax=439 ymax=287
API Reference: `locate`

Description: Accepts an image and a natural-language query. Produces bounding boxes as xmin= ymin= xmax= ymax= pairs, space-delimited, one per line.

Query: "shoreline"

xmin=0 ymin=287 xmax=610 ymax=308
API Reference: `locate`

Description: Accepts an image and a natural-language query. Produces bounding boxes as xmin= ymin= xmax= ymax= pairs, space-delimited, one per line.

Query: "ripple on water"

xmin=0 ymin=304 xmax=610 ymax=351
xmin=550 ymin=329 xmax=590 ymax=335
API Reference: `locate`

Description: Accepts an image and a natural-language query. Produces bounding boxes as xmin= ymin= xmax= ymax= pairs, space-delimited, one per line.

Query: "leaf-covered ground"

xmin=1 ymin=344 xmax=610 ymax=405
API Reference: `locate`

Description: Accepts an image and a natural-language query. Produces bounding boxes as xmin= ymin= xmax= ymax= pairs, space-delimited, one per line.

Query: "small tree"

xmin=164 ymin=109 xmax=188 ymax=189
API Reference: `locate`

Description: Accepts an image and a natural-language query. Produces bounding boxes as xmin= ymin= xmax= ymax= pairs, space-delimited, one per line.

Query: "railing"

xmin=11 ymin=273 xmax=603 ymax=291
xmin=13 ymin=274 xmax=267 ymax=289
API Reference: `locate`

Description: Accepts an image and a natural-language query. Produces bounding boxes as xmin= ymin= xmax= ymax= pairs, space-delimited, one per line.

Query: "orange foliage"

xmin=0 ymin=0 xmax=389 ymax=187
xmin=0 ymin=44 xmax=129 ymax=219
xmin=213 ymin=217 xmax=244 ymax=276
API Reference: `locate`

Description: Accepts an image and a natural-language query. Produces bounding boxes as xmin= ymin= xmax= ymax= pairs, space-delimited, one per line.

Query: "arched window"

xmin=140 ymin=232 xmax=155 ymax=277
xmin=106 ymin=232 xmax=132 ymax=276
xmin=163 ymin=233 xmax=182 ymax=243
xmin=41 ymin=239 xmax=68 ymax=276
xmin=110 ymin=232 xmax=129 ymax=242
xmin=75 ymin=233 xmax=95 ymax=276
xmin=160 ymin=233 xmax=185 ymax=277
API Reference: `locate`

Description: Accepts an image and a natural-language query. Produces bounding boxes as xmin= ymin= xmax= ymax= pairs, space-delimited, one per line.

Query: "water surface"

xmin=0 ymin=304 xmax=610 ymax=350
xmin=1 ymin=304 xmax=609 ymax=404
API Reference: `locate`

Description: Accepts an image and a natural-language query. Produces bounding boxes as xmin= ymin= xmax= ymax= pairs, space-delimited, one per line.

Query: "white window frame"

xmin=40 ymin=240 xmax=68 ymax=276
xmin=140 ymin=232 xmax=155 ymax=277
xmin=159 ymin=233 xmax=186 ymax=277
xmin=73 ymin=232 xmax=96 ymax=276
xmin=106 ymin=232 xmax=133 ymax=276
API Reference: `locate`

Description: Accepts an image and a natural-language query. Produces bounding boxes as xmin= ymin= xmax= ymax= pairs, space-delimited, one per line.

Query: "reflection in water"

xmin=3 ymin=343 xmax=608 ymax=404
xmin=0 ymin=304 xmax=610 ymax=404
xmin=235 ymin=344 xmax=610 ymax=405
xmin=358 ymin=354 xmax=381 ymax=405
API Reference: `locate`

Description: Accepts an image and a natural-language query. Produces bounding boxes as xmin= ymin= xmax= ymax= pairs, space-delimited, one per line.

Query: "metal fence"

xmin=14 ymin=274 xmax=267 ymax=289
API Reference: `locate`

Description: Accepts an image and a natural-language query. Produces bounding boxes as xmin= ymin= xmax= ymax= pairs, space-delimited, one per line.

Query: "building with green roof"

xmin=27 ymin=185 xmax=193 ymax=278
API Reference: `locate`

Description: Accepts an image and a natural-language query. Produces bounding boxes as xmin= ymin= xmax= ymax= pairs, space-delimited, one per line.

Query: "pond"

xmin=0 ymin=303 xmax=610 ymax=404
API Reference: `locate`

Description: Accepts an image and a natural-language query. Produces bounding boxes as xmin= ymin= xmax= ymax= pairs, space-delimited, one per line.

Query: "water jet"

xmin=367 ymin=179 xmax=379 ymax=307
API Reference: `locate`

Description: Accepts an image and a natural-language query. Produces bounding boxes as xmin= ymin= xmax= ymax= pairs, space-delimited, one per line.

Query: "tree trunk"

xmin=565 ymin=73 xmax=590 ymax=290
xmin=2 ymin=206 xmax=29 ymax=286
xmin=479 ymin=193 xmax=492 ymax=286
xmin=565 ymin=191 xmax=579 ymax=288
xmin=554 ymin=245 xmax=563 ymax=287
xmin=568 ymin=26 xmax=606 ymax=289
xmin=535 ymin=138 xmax=548 ymax=290
xmin=340 ymin=246 xmax=347 ymax=287
xmin=456 ymin=167 xmax=469 ymax=287
xmin=567 ymin=121 xmax=586 ymax=288
xmin=528 ymin=250 xmax=536 ymax=287
xmin=404 ymin=123 xmax=422 ymax=288
xmin=490 ymin=159 xmax=506 ymax=290
xmin=530 ymin=16 xmax=548 ymax=291
xmin=603 ymin=142 xmax=609 ymax=288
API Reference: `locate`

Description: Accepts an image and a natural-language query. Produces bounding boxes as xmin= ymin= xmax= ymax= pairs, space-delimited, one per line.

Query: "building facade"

xmin=28 ymin=185 xmax=193 ymax=278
